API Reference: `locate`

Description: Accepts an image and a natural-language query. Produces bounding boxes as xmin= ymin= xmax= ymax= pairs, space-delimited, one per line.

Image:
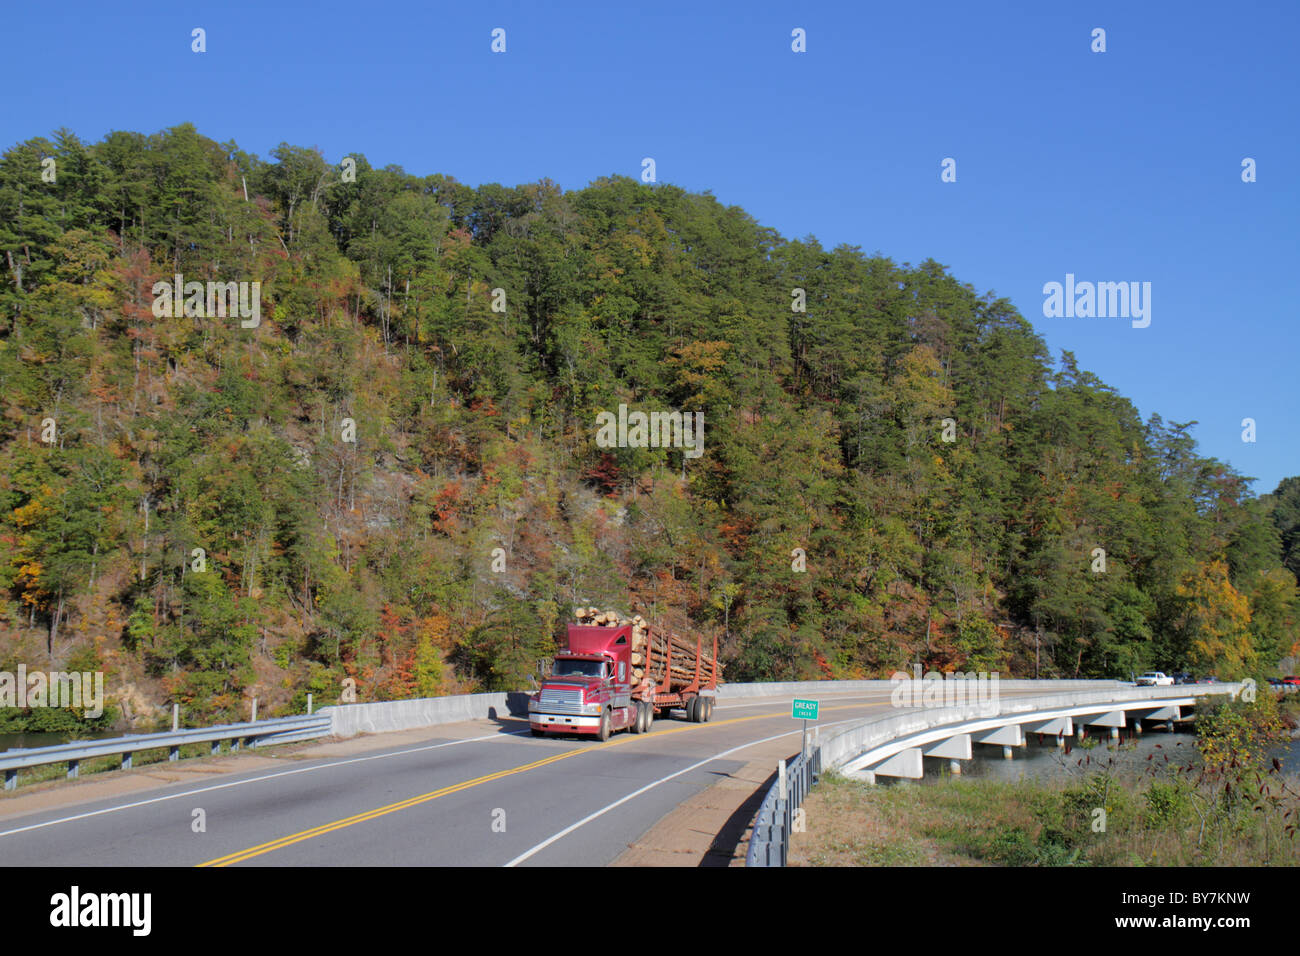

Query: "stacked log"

xmin=630 ymin=614 xmax=649 ymax=682
xmin=573 ymin=607 xmax=719 ymax=686
xmin=573 ymin=606 xmax=631 ymax=628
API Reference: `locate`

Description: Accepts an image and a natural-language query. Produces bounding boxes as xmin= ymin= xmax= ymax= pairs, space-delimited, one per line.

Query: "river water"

xmin=916 ymin=727 xmax=1300 ymax=783
xmin=0 ymin=731 xmax=117 ymax=751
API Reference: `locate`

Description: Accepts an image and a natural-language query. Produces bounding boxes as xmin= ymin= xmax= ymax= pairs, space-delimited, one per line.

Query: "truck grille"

xmin=540 ymin=687 xmax=584 ymax=709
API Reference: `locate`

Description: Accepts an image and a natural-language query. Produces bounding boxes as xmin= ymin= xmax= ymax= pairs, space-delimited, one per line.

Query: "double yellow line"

xmin=199 ymin=748 xmax=582 ymax=866
xmin=198 ymin=700 xmax=877 ymax=866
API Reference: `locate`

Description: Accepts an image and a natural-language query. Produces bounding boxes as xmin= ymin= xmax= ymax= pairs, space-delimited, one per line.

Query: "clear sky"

xmin=6 ymin=0 xmax=1297 ymax=493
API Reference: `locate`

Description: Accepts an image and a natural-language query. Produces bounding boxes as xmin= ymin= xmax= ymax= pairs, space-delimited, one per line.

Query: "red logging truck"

xmin=528 ymin=609 xmax=722 ymax=740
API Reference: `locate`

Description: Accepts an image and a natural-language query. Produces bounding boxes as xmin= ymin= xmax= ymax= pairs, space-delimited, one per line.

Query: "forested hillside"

xmin=1 ymin=124 xmax=1296 ymax=728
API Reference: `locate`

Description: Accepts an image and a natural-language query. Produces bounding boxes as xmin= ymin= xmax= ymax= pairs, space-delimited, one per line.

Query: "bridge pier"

xmin=974 ymin=725 xmax=1023 ymax=757
xmin=868 ymin=748 xmax=923 ymax=780
xmin=1002 ymin=746 xmax=1013 ymax=760
xmin=1025 ymin=718 xmax=1072 ymax=752
xmin=922 ymin=735 xmax=970 ymax=778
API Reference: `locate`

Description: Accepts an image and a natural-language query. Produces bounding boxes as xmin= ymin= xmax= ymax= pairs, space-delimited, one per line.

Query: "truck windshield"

xmin=553 ymin=660 xmax=604 ymax=677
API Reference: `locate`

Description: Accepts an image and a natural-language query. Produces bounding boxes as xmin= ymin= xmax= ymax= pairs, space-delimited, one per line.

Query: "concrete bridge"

xmin=818 ymin=683 xmax=1243 ymax=782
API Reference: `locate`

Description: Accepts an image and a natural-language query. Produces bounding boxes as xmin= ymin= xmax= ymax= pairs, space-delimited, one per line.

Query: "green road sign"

xmin=792 ymin=698 xmax=819 ymax=720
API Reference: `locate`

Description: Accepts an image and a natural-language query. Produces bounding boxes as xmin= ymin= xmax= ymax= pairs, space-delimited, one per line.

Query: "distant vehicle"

xmin=1197 ymin=676 xmax=1218 ymax=684
xmin=1266 ymin=677 xmax=1284 ymax=687
xmin=1169 ymin=672 xmax=1193 ymax=685
xmin=1283 ymin=676 xmax=1300 ymax=687
xmin=1136 ymin=672 xmax=1175 ymax=686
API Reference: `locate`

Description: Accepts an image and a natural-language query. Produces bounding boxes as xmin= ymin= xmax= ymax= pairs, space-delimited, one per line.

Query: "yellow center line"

xmin=197 ymin=698 xmax=883 ymax=866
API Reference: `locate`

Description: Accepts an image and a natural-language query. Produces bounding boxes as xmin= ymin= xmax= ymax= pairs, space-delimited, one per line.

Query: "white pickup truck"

xmin=1135 ymin=671 xmax=1175 ymax=686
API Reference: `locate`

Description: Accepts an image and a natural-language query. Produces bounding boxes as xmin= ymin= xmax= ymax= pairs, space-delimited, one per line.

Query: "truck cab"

xmin=528 ymin=624 xmax=637 ymax=740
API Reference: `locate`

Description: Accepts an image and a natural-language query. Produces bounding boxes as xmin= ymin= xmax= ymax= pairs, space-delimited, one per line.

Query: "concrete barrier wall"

xmin=718 ymin=678 xmax=1129 ymax=699
xmin=320 ymin=692 xmax=532 ymax=738
xmin=320 ymin=677 xmax=1141 ymax=738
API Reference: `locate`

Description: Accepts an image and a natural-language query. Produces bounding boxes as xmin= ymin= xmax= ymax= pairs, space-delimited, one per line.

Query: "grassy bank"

xmin=789 ymin=770 xmax=1296 ymax=866
xmin=790 ymin=694 xmax=1300 ymax=867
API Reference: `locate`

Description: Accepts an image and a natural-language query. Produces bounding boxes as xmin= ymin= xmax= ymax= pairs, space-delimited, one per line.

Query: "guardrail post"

xmin=251 ymin=697 xmax=258 ymax=723
xmin=307 ymin=693 xmax=313 ymax=715
xmin=779 ymin=797 xmax=789 ymax=866
xmin=122 ymin=752 xmax=132 ymax=770
xmin=4 ymin=769 xmax=15 ymax=791
xmin=169 ymin=745 xmax=179 ymax=762
xmin=67 ymin=760 xmax=78 ymax=780
xmin=211 ymin=740 xmax=220 ymax=756
xmin=172 ymin=704 xmax=179 ymax=732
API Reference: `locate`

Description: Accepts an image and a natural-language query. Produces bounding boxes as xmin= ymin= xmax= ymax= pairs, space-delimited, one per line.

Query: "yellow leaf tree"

xmin=1176 ymin=560 xmax=1253 ymax=678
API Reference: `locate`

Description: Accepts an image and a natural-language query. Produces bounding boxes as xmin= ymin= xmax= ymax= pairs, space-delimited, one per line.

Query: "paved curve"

xmin=0 ymin=692 xmax=910 ymax=866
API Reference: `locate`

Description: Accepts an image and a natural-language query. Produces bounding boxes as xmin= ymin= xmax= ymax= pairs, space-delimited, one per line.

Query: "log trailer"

xmin=527 ymin=609 xmax=722 ymax=741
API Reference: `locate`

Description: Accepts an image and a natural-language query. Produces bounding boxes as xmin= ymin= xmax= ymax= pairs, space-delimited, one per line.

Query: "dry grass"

xmin=788 ymin=767 xmax=1300 ymax=867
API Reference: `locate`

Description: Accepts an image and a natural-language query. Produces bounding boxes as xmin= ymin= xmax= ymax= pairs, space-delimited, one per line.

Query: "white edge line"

xmin=503 ymin=714 xmax=870 ymax=867
xmin=0 ymin=729 xmax=533 ymax=840
xmin=1 ymin=698 xmax=886 ymax=845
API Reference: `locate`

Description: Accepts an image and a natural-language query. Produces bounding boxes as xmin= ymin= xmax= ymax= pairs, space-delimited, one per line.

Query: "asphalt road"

xmin=0 ymin=692 xmax=901 ymax=867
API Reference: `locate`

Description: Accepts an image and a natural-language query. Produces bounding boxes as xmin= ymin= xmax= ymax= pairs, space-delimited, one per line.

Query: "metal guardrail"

xmin=0 ymin=714 xmax=331 ymax=791
xmin=745 ymin=743 xmax=822 ymax=867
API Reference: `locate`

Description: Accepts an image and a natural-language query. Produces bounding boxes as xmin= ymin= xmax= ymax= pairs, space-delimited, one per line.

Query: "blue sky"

xmin=6 ymin=0 xmax=1297 ymax=493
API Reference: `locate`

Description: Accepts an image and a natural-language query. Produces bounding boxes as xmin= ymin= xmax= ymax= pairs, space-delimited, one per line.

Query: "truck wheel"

xmin=597 ymin=709 xmax=611 ymax=742
xmin=702 ymin=698 xmax=714 ymax=722
xmin=637 ymin=701 xmax=650 ymax=733
xmin=687 ymin=696 xmax=701 ymax=722
xmin=631 ymin=702 xmax=644 ymax=734
xmin=530 ymin=728 xmax=545 ymax=737
xmin=643 ymin=703 xmax=654 ymax=732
